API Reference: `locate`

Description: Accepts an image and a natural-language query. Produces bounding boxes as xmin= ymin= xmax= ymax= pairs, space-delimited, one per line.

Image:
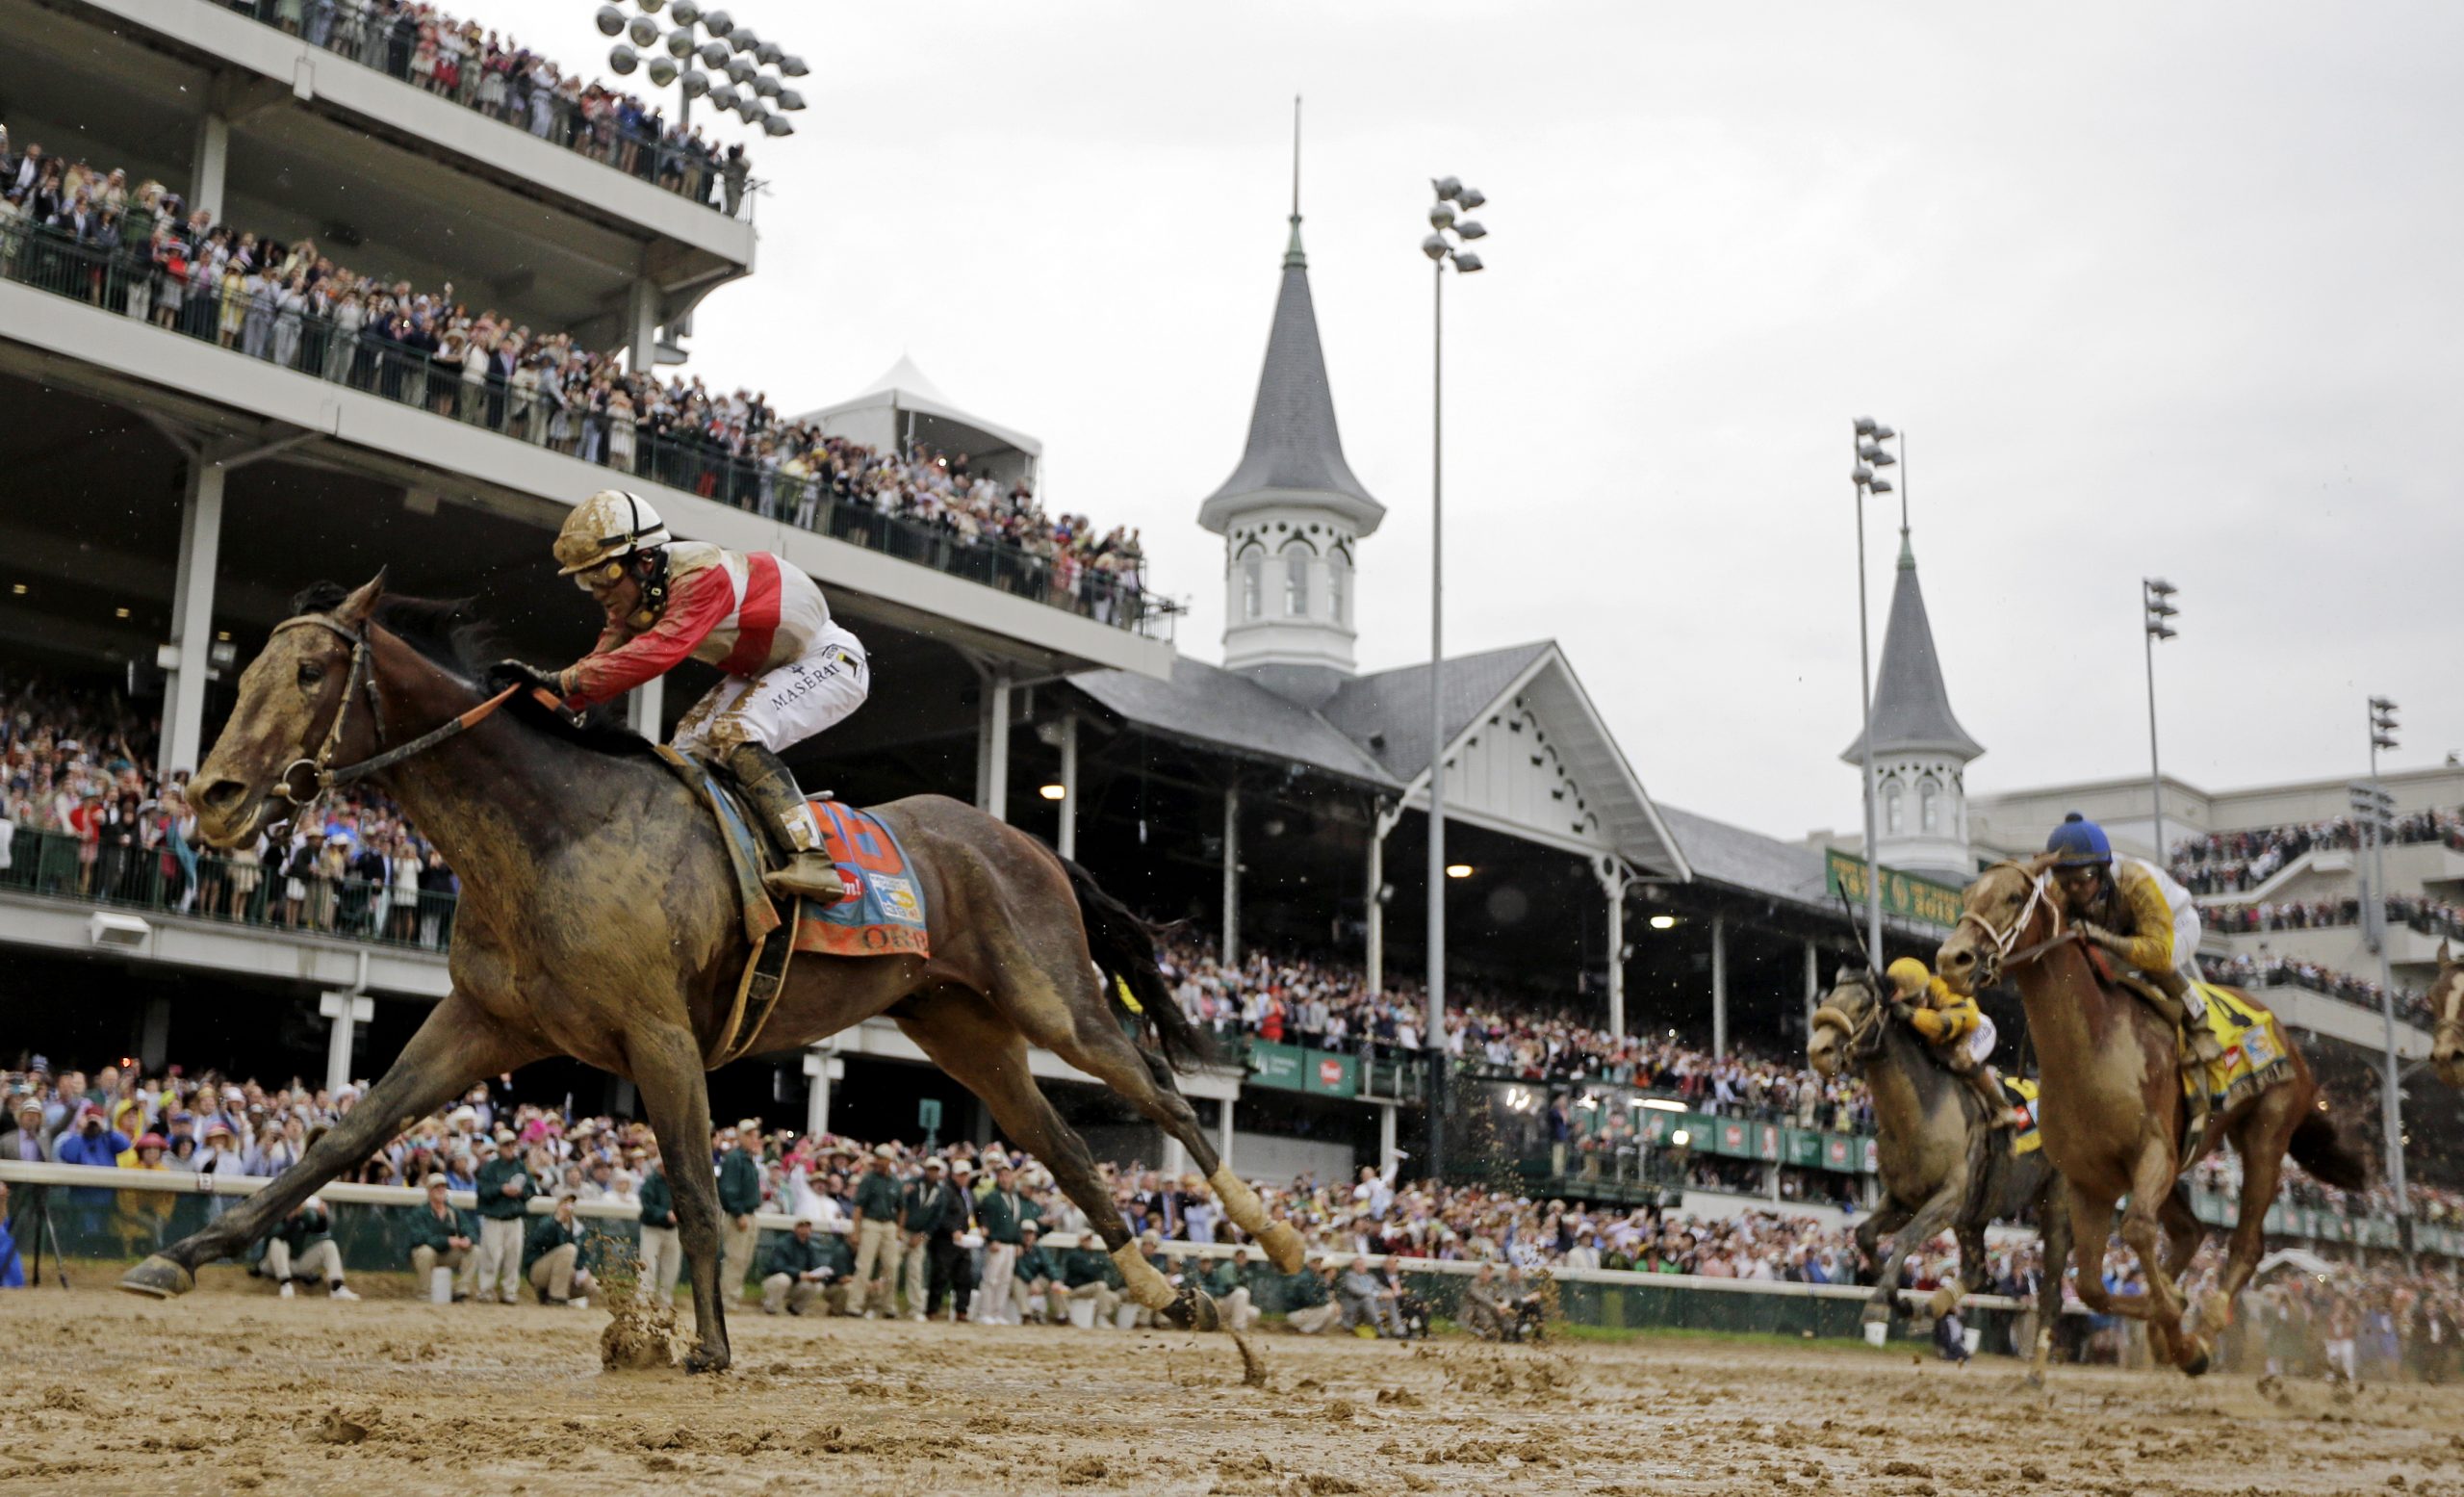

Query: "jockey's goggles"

xmin=571 ymin=557 xmax=629 ymax=593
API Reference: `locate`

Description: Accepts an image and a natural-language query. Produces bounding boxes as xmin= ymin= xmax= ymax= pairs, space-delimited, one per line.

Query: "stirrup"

xmin=763 ymin=852 xmax=845 ymax=903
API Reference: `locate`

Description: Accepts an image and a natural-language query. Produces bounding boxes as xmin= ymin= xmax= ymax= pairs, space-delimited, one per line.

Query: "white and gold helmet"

xmin=552 ymin=490 xmax=672 ymax=579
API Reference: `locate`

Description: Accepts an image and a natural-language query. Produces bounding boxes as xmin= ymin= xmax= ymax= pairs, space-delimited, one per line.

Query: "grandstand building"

xmin=6 ymin=11 xmax=2447 ymax=1248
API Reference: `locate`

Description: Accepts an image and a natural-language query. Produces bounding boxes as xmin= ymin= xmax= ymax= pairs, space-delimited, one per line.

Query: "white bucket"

xmin=429 ymin=1267 xmax=454 ymax=1304
xmin=1862 ymin=1321 xmax=1888 ymax=1348
xmin=1066 ymin=1295 xmax=1097 ymax=1329
xmin=1964 ymin=1327 xmax=1983 ymax=1355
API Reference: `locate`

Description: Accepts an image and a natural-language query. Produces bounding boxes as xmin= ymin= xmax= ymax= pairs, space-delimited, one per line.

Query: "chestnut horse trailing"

xmin=119 ymin=577 xmax=1309 ymax=1371
xmin=1937 ymin=857 xmax=2369 ymax=1377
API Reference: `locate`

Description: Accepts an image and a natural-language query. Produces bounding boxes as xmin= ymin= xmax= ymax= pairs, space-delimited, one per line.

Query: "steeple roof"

xmin=1839 ymin=529 xmax=1986 ymax=763
xmin=1196 ymin=217 xmax=1385 ymax=538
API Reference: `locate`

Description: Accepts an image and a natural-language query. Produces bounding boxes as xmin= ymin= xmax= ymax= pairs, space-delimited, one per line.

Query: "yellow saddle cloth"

xmin=2187 ymin=982 xmax=2293 ymax=1113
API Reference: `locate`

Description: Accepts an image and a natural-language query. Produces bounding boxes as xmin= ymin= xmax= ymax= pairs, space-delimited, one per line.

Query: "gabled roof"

xmin=1840 ymin=529 xmax=1985 ymax=763
xmin=1320 ymin=643 xmax=1553 ymax=783
xmin=1196 ymin=219 xmax=1384 ymax=537
xmin=1655 ymin=804 xmax=1833 ymax=909
xmin=1072 ymin=656 xmax=1395 ymax=787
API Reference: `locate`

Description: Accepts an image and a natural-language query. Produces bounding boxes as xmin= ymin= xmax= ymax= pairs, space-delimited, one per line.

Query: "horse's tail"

xmin=2288 ymin=1105 xmax=2372 ymax=1193
xmin=1062 ymin=855 xmax=1214 ymax=1075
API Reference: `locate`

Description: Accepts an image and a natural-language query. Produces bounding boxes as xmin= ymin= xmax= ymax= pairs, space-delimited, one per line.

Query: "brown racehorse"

xmin=1935 ymin=856 xmax=2368 ymax=1376
xmin=2426 ymin=941 xmax=2464 ymax=1086
xmin=118 ymin=576 xmax=1307 ymax=1369
xmin=1808 ymin=968 xmax=2070 ymax=1383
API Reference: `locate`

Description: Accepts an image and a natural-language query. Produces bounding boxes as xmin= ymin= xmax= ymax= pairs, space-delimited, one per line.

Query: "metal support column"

xmin=1221 ymin=783 xmax=1241 ymax=967
xmin=1378 ymin=1103 xmax=1399 ymax=1175
xmin=803 ymin=1045 xmax=841 ymax=1140
xmin=1056 ymin=710 xmax=1078 ymax=860
xmin=318 ymin=991 xmax=372 ymax=1099
xmin=1596 ymin=859 xmax=1630 ymax=1037
xmin=627 ymin=278 xmax=661 ymax=377
xmin=162 ymin=460 xmax=225 ymax=777
xmin=625 ymin=675 xmax=666 ymax=740
xmin=1710 ymin=913 xmax=1730 ymax=1058
xmin=1365 ymin=822 xmax=1384 ymax=993
xmin=1216 ymin=1097 xmax=1235 ymax=1171
xmin=975 ymin=668 xmax=1011 ymax=821
xmin=190 ymin=112 xmax=230 ymax=222
xmin=1804 ymin=941 xmax=1821 ymax=1037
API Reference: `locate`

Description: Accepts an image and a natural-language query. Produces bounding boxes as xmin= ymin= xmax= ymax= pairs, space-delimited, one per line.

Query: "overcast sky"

xmin=461 ymin=0 xmax=2464 ymax=843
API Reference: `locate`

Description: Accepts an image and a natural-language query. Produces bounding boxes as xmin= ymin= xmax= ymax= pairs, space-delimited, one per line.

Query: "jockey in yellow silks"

xmin=1886 ymin=957 xmax=2024 ymax=1129
xmin=2043 ymin=813 xmax=2226 ymax=1065
xmin=520 ymin=490 xmax=868 ymax=903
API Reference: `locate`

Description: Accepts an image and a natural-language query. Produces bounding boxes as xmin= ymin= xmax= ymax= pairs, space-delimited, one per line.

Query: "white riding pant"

xmin=1967 ymin=1012 xmax=1997 ymax=1067
xmin=672 ymin=632 xmax=868 ymax=850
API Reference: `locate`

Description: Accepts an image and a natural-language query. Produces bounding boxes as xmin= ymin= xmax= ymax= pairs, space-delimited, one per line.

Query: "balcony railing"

xmin=0 ymin=218 xmax=1176 ymax=638
xmin=206 ymin=0 xmax=759 ymax=220
xmin=0 ymin=822 xmax=457 ymax=953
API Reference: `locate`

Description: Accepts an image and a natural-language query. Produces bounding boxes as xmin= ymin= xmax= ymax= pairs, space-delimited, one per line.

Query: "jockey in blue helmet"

xmin=2044 ymin=813 xmax=2223 ymax=1062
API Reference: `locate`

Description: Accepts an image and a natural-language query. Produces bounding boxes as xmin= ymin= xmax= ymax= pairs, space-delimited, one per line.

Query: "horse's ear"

xmin=2020 ymin=851 xmax=2062 ymax=876
xmin=336 ymin=569 xmax=388 ymax=626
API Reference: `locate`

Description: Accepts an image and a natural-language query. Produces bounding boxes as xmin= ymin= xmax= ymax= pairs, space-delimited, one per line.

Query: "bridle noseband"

xmin=1952 ymin=866 xmax=2071 ymax=990
xmin=264 ymin=611 xmax=529 ymax=820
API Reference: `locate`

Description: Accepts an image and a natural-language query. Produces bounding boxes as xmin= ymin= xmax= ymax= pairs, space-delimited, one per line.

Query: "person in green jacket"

xmin=471 ymin=1129 xmax=536 ymax=1304
xmin=635 ymin=1155 xmax=683 ymax=1302
xmin=523 ymin=1193 xmax=595 ymax=1306
xmin=1012 ymin=1221 xmax=1059 ymax=1324
xmin=1201 ymin=1245 xmax=1260 ymax=1332
xmin=899 ymin=1156 xmax=957 ymax=1323
xmin=264 ymin=1196 xmax=357 ymax=1301
xmin=1281 ymin=1260 xmax=1340 ymax=1334
xmin=972 ymin=1164 xmax=1028 ymax=1326
xmin=849 ymin=1145 xmax=905 ymax=1318
xmin=760 ymin=1216 xmax=842 ymax=1316
xmin=406 ymin=1173 xmax=477 ymax=1301
xmin=1060 ymin=1237 xmax=1120 ymax=1328
xmin=716 ymin=1121 xmax=766 ymax=1302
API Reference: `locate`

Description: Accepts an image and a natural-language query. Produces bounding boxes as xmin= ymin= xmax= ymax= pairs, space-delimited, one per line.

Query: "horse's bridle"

xmin=266 ymin=612 xmax=530 ymax=814
xmin=1810 ymin=971 xmax=1893 ymax=1069
xmin=1952 ymin=865 xmax=2072 ymax=990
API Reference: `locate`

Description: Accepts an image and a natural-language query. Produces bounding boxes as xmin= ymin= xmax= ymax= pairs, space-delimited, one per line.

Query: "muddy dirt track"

xmin=7 ymin=1283 xmax=2461 ymax=1496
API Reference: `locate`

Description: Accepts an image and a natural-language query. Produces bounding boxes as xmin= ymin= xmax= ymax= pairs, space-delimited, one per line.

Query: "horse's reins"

xmin=1953 ymin=866 xmax=2076 ymax=987
xmin=269 ymin=612 xmax=551 ymax=813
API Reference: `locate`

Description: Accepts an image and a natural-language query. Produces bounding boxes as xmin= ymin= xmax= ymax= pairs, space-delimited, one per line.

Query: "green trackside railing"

xmin=0 ymin=216 xmax=1176 ymax=639
xmin=0 ymin=822 xmax=459 ymax=953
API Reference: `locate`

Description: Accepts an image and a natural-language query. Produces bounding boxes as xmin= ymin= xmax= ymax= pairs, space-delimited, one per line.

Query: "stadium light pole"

xmin=1422 ymin=176 xmax=1487 ymax=1183
xmin=1849 ymin=418 xmax=1897 ymax=972
xmin=2143 ymin=580 xmax=2178 ymax=860
xmin=2360 ymin=695 xmax=2409 ymax=1252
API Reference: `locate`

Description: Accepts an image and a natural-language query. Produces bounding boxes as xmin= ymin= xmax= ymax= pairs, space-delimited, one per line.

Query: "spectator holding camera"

xmin=522 ymin=1191 xmax=594 ymax=1307
xmin=262 ymin=1196 xmax=357 ymax=1301
xmin=759 ymin=1214 xmax=850 ymax=1316
xmin=470 ymin=1125 xmax=534 ymax=1303
xmin=407 ymin=1172 xmax=477 ymax=1301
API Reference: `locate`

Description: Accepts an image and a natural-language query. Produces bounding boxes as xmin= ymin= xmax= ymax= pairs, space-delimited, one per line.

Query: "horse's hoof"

xmin=2180 ymin=1337 xmax=2211 ymax=1379
xmin=1162 ymin=1287 xmax=1220 ymax=1333
xmin=682 ymin=1344 xmax=732 ymax=1376
xmin=119 ymin=1254 xmax=194 ymax=1300
xmin=1258 ymin=1221 xmax=1306 ymax=1276
xmin=2022 ymin=1370 xmax=2045 ymax=1391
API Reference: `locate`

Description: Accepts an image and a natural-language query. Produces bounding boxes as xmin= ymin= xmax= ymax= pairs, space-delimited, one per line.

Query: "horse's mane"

xmin=289 ymin=582 xmax=659 ymax=761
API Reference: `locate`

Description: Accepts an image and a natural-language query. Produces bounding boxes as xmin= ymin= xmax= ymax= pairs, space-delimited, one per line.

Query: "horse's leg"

xmin=983 ymin=931 xmax=1302 ymax=1274
xmin=2118 ymin=1135 xmax=2204 ymax=1375
xmin=1878 ymin=1179 xmax=1966 ymax=1325
xmin=629 ymin=1021 xmax=732 ymax=1373
xmin=2062 ymin=1183 xmax=2135 ymax=1327
xmin=1853 ymin=1200 xmax=1913 ymax=1322
xmin=123 ymin=992 xmax=534 ymax=1297
xmin=2214 ymin=1089 xmax=2300 ymax=1320
xmin=891 ymin=987 xmax=1217 ymax=1332
xmin=2028 ymin=1182 xmax=2072 ymax=1387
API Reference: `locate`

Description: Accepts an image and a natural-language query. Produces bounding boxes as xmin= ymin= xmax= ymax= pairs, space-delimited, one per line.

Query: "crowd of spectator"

xmin=212 ymin=0 xmax=750 ymax=213
xmin=2198 ymin=893 xmax=2464 ymax=943
xmin=0 ymin=671 xmax=457 ymax=944
xmin=11 ymin=1051 xmax=2464 ymax=1377
xmin=2170 ymin=808 xmax=2464 ymax=896
xmin=0 ymin=128 xmax=1157 ymax=628
xmin=2201 ymin=952 xmax=2433 ymax=1028
xmin=1161 ymin=937 xmax=1875 ymax=1132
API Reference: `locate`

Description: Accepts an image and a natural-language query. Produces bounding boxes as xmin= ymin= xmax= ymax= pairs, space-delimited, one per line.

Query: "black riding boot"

xmin=725 ymin=741 xmax=845 ymax=903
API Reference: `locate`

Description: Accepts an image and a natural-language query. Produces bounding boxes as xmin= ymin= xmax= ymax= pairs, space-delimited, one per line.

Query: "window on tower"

xmin=1284 ymin=546 xmax=1309 ymax=616
xmin=1242 ymin=553 xmax=1264 ymax=620
xmin=1327 ymin=551 xmax=1349 ymax=624
xmin=1885 ymin=781 xmax=1904 ymax=837
xmin=1920 ymin=778 xmax=1940 ymax=834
